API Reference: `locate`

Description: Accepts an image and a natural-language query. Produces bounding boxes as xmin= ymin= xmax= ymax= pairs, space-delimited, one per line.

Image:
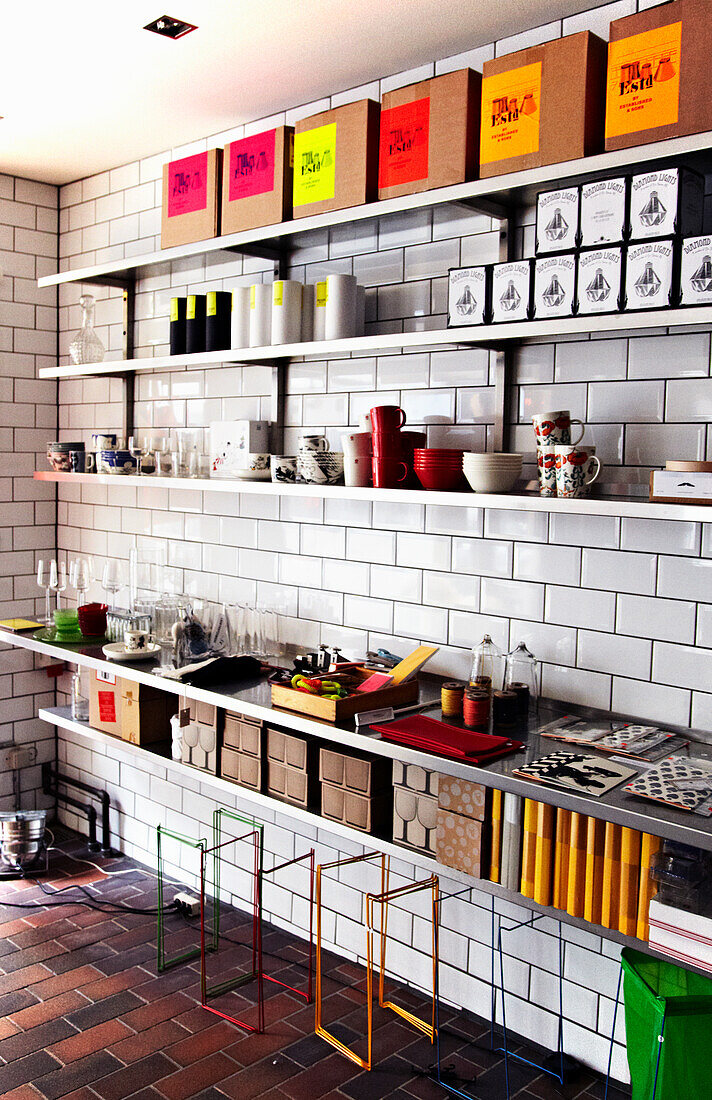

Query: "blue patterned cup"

xmin=554 ymin=445 xmax=600 ymax=498
xmin=98 ymin=449 xmax=137 ymax=474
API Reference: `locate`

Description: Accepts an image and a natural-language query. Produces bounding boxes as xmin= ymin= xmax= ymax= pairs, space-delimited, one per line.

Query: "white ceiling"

xmin=2 ymin=0 xmax=609 ymax=185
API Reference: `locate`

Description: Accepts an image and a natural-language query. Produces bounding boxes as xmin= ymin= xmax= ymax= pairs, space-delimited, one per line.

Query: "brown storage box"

xmin=605 ymin=1 xmax=712 ymax=151
xmin=480 ymin=31 xmax=606 ymax=178
xmin=161 ymin=148 xmax=222 ymax=249
xmin=121 ymin=681 xmax=174 ymax=746
xmin=392 ymin=761 xmax=439 ymax=797
xmin=223 ymin=713 xmax=262 ymax=756
xmin=320 ymin=747 xmax=391 ymax=796
xmin=321 ymin=782 xmax=392 ymax=834
xmin=293 ymin=99 xmax=380 ymax=218
xmin=188 ymin=700 xmax=219 ymax=728
xmin=183 ymin=722 xmax=218 ymax=774
xmin=393 ymin=787 xmax=438 ymax=855
xmin=378 ymin=69 xmax=481 ymax=199
xmin=222 ymin=126 xmax=294 ymax=234
xmin=438 ymin=776 xmax=487 ymax=821
xmin=266 ymin=728 xmax=319 ymax=807
xmin=221 ymin=745 xmax=262 ymax=790
xmin=271 ymin=665 xmax=418 ymax=722
xmin=436 ymin=810 xmax=483 ymax=876
xmin=268 ymin=761 xmax=309 ymax=807
xmin=89 ymin=669 xmax=123 ymax=736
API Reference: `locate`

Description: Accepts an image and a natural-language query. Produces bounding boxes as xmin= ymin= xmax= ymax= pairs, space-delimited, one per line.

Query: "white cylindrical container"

xmin=301 ymin=284 xmax=315 ymax=342
xmin=231 ymin=286 xmax=250 ymax=349
xmin=271 ymin=280 xmax=302 ymax=346
xmin=249 ymin=284 xmax=272 ymax=347
xmin=355 ymin=284 xmax=366 ymax=336
xmin=313 ymin=281 xmax=327 ymax=341
xmin=325 ymin=273 xmax=358 ymax=340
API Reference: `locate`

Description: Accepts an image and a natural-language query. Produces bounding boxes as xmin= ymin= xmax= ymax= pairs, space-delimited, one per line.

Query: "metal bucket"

xmin=0 ymin=810 xmax=47 ymax=869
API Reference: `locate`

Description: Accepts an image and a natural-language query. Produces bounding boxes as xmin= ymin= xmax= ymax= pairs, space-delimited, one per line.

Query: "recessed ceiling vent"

xmin=144 ymin=15 xmax=197 ymax=39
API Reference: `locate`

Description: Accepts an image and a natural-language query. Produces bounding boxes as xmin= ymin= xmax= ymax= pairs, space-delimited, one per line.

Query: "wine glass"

xmin=102 ymin=560 xmax=125 ymax=610
xmin=71 ymin=558 xmax=93 ymax=606
xmin=49 ymin=560 xmax=67 ymax=611
xmin=128 ymin=435 xmax=147 ymax=475
xmin=36 ymin=560 xmax=53 ymax=628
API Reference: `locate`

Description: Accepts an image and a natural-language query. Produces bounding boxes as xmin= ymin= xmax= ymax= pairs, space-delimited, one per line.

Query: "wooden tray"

xmin=270 ymin=666 xmax=419 ymax=722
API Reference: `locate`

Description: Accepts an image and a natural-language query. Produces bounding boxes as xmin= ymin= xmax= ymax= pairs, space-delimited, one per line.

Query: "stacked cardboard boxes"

xmin=182 ymin=701 xmax=222 ymax=774
xmin=220 ymin=712 xmax=263 ymax=790
xmin=319 ymin=747 xmax=391 ymax=834
xmin=266 ymin=728 xmax=319 ymax=808
xmin=392 ymin=763 xmax=439 ymax=856
xmin=436 ymin=775 xmax=488 ymax=876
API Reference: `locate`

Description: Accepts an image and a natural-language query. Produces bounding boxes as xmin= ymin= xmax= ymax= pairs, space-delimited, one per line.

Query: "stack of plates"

xmin=462 ymin=452 xmax=523 ymax=493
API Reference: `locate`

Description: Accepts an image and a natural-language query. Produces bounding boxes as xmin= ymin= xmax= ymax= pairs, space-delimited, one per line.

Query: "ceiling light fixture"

xmin=144 ymin=15 xmax=198 ymax=39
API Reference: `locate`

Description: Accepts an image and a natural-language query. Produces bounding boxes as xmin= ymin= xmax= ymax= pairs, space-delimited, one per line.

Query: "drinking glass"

xmin=36 ymin=560 xmax=53 ymax=628
xmin=50 ymin=560 xmax=67 ymax=611
xmin=70 ymin=557 xmax=93 ymax=604
xmin=153 ymin=595 xmax=187 ymax=670
xmin=102 ymin=560 xmax=125 ymax=610
xmin=128 ymin=435 xmax=148 ymax=475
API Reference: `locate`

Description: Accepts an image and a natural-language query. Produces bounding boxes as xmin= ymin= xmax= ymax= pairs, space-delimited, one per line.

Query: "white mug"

xmin=299 ymin=434 xmax=329 ymax=452
xmin=341 ymin=431 xmax=372 ymax=458
xmin=124 ymin=628 xmax=149 ymax=652
xmin=344 ymin=453 xmax=371 ymax=487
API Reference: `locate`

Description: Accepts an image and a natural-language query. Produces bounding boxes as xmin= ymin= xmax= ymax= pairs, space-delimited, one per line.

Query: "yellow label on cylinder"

xmin=293 ymin=123 xmax=337 ymax=206
xmin=206 ymin=292 xmax=217 ymax=317
xmin=480 ymin=62 xmax=541 ymax=164
xmin=170 ymin=298 xmax=179 ymax=322
xmin=186 ymin=296 xmax=196 ymax=321
xmin=316 ymin=281 xmax=328 ymax=307
xmin=250 ymin=286 xmax=256 ymax=309
xmin=273 ymin=281 xmax=284 ymax=306
xmin=605 ymin=22 xmax=682 ymax=139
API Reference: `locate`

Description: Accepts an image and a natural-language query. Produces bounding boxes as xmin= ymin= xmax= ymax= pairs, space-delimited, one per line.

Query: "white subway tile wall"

xmin=8 ymin=0 xmax=707 ymax=1082
xmin=0 ymin=171 xmax=58 ymax=813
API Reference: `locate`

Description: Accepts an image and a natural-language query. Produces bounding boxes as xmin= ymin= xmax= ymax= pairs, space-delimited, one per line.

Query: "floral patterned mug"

xmin=554 ymin=445 xmax=601 ymax=498
xmin=532 ymin=410 xmax=585 ymax=446
xmin=536 ymin=446 xmax=558 ymax=497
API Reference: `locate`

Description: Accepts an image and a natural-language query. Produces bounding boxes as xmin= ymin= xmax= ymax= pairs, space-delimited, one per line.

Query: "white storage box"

xmin=577 ymin=247 xmax=624 ymax=315
xmin=491 ymin=260 xmax=532 ymax=323
xmin=580 ymin=177 xmax=627 ymax=247
xmin=210 ymin=420 xmax=271 ymax=477
xmin=629 ymin=167 xmax=704 ymax=241
xmin=680 ymin=235 xmax=712 ymax=306
xmin=447 ymin=266 xmax=489 ymax=327
xmin=533 ymin=254 xmax=577 ymax=319
xmin=535 ymin=187 xmax=580 ymax=254
xmin=624 ymin=240 xmax=675 ymax=311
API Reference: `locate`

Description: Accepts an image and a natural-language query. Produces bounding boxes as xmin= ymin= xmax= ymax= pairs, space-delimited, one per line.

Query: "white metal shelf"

xmin=34 ymin=470 xmax=712 ymax=522
xmin=39 ymin=308 xmax=712 ymax=379
xmin=38 ymin=128 xmax=712 ymax=289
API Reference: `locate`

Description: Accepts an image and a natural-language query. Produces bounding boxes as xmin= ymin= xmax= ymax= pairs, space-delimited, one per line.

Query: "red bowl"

xmin=414 ymin=466 xmax=465 ymax=491
xmin=413 ymin=458 xmax=464 ymax=468
xmin=413 ymin=448 xmax=463 ymax=458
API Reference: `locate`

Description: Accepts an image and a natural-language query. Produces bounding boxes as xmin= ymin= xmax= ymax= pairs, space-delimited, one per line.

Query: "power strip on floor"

xmin=173 ymin=891 xmax=201 ymax=917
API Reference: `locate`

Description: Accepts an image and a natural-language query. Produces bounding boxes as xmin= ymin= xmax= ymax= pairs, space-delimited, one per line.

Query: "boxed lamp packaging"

xmin=378 ymin=68 xmax=481 ymax=200
xmin=221 ymin=126 xmax=294 ymax=235
xmin=293 ymin=99 xmax=380 ymax=218
xmin=447 ymin=266 xmax=489 ymax=327
xmin=605 ymin=0 xmax=712 ymax=153
xmin=680 ymin=235 xmax=712 ymax=306
xmin=89 ymin=670 xmax=174 ymax=745
xmin=624 ymin=239 xmax=677 ymax=311
xmin=576 ymin=247 xmax=625 ymax=315
xmin=628 ymin=167 xmax=704 ymax=241
xmin=580 ymin=177 xmax=628 ymax=247
xmin=479 ymin=31 xmax=607 ymax=179
xmin=210 ymin=420 xmax=271 ymax=477
xmin=161 ymin=149 xmax=222 ymax=249
xmin=535 ymin=187 xmax=580 ymax=254
xmin=533 ymin=253 xmax=577 ymax=319
xmin=490 ymin=259 xmax=532 ymax=323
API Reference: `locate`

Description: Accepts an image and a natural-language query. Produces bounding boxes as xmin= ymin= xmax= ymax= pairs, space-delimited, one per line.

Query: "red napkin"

xmin=371 ymin=714 xmax=523 ymax=763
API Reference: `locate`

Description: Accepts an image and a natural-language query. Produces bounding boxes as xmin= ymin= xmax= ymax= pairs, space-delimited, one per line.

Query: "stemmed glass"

xmin=50 ymin=560 xmax=67 ymax=611
xmin=102 ymin=560 xmax=125 ymax=611
xmin=70 ymin=558 xmax=93 ymax=606
xmin=36 ymin=560 xmax=53 ymax=628
xmin=128 ymin=435 xmax=148 ymax=475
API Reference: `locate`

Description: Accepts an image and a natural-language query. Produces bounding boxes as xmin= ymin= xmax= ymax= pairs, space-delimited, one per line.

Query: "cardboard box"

xmin=183 ymin=721 xmax=218 ymax=773
xmin=580 ymin=178 xmax=628 ymax=247
xmin=223 ymin=712 xmax=262 ymax=756
xmin=577 ymin=247 xmax=624 ymax=315
xmin=392 ymin=761 xmax=439 ymax=797
xmin=533 ymin=253 xmax=577 ymax=319
xmin=491 ymin=259 xmax=532 ymax=323
xmin=535 ymin=187 xmax=580 ymax=254
xmin=221 ymin=745 xmax=262 ymax=790
xmin=89 ymin=669 xmax=122 ymax=736
xmin=437 ymin=775 xmax=487 ymax=821
xmin=319 ymin=747 xmax=391 ymax=795
xmin=161 ymin=148 xmax=222 ymax=249
xmin=266 ymin=728 xmax=319 ymax=808
xmin=480 ymin=31 xmax=607 ymax=178
xmin=393 ymin=788 xmax=438 ymax=855
xmin=210 ymin=420 xmax=271 ymax=477
xmin=447 ymin=266 xmax=489 ymax=327
xmin=680 ymin=235 xmax=712 ymax=306
xmin=436 ymin=810 xmax=483 ymax=876
xmin=629 ymin=167 xmax=704 ymax=241
xmin=121 ymin=682 xmax=174 ymax=746
xmin=605 ymin=1 xmax=712 ymax=152
xmin=188 ymin=700 xmax=219 ymax=728
xmin=624 ymin=239 xmax=676 ymax=310
xmin=293 ymin=99 xmax=380 ymax=218
xmin=378 ymin=69 xmax=480 ymax=200
xmin=222 ymin=126 xmax=294 ymax=235
xmin=321 ymin=782 xmax=391 ymax=834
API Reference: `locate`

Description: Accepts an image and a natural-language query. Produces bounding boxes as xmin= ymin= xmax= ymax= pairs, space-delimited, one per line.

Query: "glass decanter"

xmin=504 ymin=641 xmax=539 ymax=713
xmin=69 ymin=294 xmax=105 ymax=365
xmin=469 ymin=634 xmax=502 ymax=695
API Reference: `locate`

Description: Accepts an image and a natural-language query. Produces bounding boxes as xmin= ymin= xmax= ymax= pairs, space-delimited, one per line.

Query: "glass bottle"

xmin=468 ymin=634 xmax=502 ymax=696
xmin=70 ymin=670 xmax=89 ymax=722
xmin=504 ymin=641 xmax=539 ymax=713
xmin=69 ymin=294 xmax=105 ymax=366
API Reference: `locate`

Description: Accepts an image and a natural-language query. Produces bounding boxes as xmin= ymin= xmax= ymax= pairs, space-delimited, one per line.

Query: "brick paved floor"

xmin=0 ymin=827 xmax=629 ymax=1099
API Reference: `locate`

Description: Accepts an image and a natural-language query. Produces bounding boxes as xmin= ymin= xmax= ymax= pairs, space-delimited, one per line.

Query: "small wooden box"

xmin=266 ymin=728 xmax=319 ymax=808
xmin=270 ymin=666 xmax=418 ymax=722
xmin=222 ymin=126 xmax=294 ymax=234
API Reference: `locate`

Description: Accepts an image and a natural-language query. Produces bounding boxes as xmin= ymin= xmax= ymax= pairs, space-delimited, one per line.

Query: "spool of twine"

xmin=463 ymin=687 xmax=490 ymax=728
xmin=441 ymin=680 xmax=465 ymax=718
xmin=492 ymin=689 xmax=518 ymax=726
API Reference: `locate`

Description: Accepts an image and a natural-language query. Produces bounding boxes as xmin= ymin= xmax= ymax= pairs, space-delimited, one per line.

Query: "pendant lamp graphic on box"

xmin=500 ymin=281 xmax=521 ymax=312
xmin=655 ymin=55 xmax=675 ymax=82
xmin=639 ymin=191 xmax=667 ymax=229
xmin=456 ymin=286 xmax=478 ymax=316
xmin=542 ymin=274 xmax=566 ymax=308
xmin=545 ymin=209 xmax=569 ymax=242
xmin=635 ymin=262 xmax=661 ymax=298
xmin=691 ymin=255 xmax=712 ymax=294
xmin=586 ymin=269 xmax=611 ymax=304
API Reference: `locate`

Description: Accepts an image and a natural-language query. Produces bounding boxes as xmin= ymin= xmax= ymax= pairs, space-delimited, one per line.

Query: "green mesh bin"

xmin=622 ymin=947 xmax=712 ymax=1099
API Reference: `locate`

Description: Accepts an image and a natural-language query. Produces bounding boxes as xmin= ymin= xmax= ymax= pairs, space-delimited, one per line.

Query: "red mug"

xmin=370 ymin=405 xmax=406 ymax=432
xmin=372 ymin=456 xmax=408 ymax=488
xmin=401 ymin=431 xmax=426 ymax=453
xmin=372 ymin=431 xmax=404 ymax=457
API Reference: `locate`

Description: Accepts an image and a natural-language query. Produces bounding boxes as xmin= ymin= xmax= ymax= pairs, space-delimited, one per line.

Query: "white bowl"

xmin=463 ymin=467 xmax=522 ymax=493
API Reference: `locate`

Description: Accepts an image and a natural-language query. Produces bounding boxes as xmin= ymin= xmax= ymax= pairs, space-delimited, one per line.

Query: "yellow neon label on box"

xmin=316 ymin=281 xmax=328 ymax=307
xmin=605 ymin=22 xmax=681 ymax=139
xmin=206 ymin=292 xmax=217 ymax=317
xmin=170 ymin=298 xmax=179 ymax=323
xmin=250 ymin=286 xmax=256 ymax=309
xmin=293 ymin=123 xmax=337 ymax=207
xmin=273 ymin=281 xmax=283 ymax=306
xmin=480 ymin=62 xmax=541 ymax=164
xmin=186 ymin=296 xmax=196 ymax=321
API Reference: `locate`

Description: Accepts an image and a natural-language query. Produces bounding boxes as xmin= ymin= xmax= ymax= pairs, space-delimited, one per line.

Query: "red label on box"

xmin=97 ymin=690 xmax=116 ymax=724
xmin=228 ymin=129 xmax=276 ymax=202
xmin=378 ymin=97 xmax=430 ymax=189
xmin=167 ymin=152 xmax=209 ymax=218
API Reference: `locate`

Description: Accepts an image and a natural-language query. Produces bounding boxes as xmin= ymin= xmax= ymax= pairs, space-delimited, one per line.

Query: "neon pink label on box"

xmin=228 ymin=129 xmax=276 ymax=202
xmin=167 ymin=152 xmax=209 ymax=218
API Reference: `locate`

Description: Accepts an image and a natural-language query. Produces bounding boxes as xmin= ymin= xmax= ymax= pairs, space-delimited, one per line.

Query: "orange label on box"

xmin=378 ymin=97 xmax=430 ymax=189
xmin=605 ymin=22 xmax=682 ymax=139
xmin=97 ymin=690 xmax=116 ymax=724
xmin=480 ymin=62 xmax=541 ymax=164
